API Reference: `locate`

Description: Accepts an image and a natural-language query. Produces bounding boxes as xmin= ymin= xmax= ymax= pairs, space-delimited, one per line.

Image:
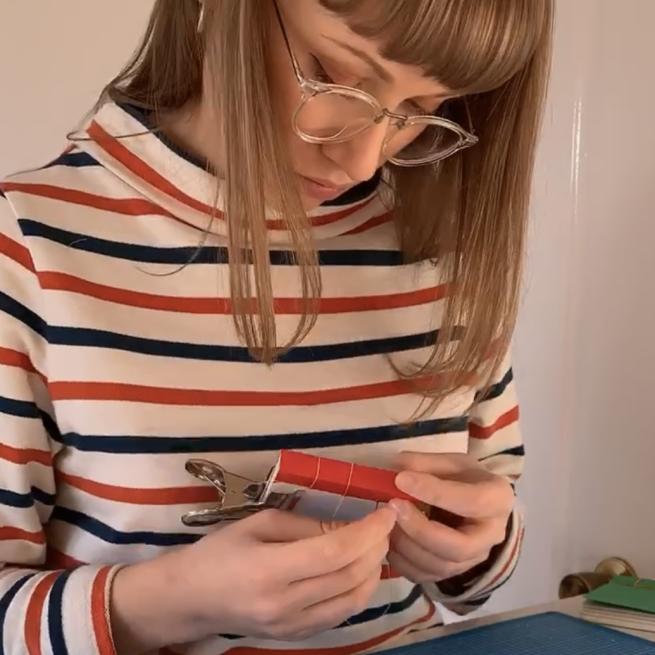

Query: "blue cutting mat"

xmin=382 ymin=612 xmax=655 ymax=655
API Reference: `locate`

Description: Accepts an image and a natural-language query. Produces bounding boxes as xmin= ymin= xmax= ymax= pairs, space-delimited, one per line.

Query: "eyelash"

xmin=309 ymin=54 xmax=433 ymax=115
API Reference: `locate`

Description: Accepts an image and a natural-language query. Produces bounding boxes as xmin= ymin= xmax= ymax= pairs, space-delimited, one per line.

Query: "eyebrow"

xmin=321 ymin=34 xmax=451 ymax=100
xmin=322 ymin=35 xmax=395 ymax=84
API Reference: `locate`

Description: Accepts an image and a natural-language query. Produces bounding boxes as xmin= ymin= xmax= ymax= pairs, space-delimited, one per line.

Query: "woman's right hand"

xmin=111 ymin=506 xmax=397 ymax=653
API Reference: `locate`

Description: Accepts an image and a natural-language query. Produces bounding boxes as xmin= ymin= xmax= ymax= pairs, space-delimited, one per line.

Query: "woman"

xmin=0 ymin=0 xmax=552 ymax=653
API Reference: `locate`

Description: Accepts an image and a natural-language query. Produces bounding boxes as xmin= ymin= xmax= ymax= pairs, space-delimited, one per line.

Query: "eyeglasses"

xmin=272 ymin=1 xmax=479 ymax=167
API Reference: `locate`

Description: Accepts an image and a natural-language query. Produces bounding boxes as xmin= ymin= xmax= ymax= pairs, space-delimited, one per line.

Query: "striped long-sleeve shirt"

xmin=0 ymin=102 xmax=524 ymax=655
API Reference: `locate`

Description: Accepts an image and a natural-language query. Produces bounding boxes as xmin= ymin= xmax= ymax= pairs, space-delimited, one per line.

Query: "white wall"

xmin=1 ymin=0 xmax=653 ymax=615
xmin=558 ymin=0 xmax=655 ymax=578
xmin=0 ymin=1 xmax=154 ymax=176
xmin=490 ymin=0 xmax=655 ymax=613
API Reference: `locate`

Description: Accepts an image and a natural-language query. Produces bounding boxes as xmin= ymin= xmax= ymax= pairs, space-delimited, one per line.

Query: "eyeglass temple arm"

xmin=272 ymin=0 xmax=305 ymax=84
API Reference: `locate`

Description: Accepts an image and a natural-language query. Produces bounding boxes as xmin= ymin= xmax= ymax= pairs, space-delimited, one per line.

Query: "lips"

xmin=298 ymin=174 xmax=350 ymax=202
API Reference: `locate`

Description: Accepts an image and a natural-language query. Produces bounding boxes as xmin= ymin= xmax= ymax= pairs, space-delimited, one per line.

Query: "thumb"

xmin=244 ymin=508 xmax=325 ymax=543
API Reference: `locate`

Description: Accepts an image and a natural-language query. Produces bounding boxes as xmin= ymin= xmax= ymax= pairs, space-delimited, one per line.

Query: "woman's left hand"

xmin=387 ymin=452 xmax=515 ymax=584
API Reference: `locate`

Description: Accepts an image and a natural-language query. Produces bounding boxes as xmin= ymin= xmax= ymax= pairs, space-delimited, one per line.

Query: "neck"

xmin=160 ymin=97 xmax=226 ymax=177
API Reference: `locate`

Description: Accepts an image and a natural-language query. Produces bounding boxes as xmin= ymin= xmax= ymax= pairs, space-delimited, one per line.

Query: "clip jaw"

xmin=181 ymin=459 xmax=299 ymax=526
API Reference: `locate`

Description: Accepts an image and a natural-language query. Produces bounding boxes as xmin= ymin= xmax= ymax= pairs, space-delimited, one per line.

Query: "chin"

xmin=300 ymin=194 xmax=326 ymax=211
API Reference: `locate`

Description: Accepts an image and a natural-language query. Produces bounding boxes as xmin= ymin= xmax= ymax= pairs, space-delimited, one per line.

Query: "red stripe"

xmin=49 ymin=376 xmax=432 ymax=406
xmin=226 ymin=598 xmax=435 ymax=655
xmin=342 ymin=211 xmax=393 ymax=235
xmin=25 ymin=571 xmax=59 ymax=655
xmin=484 ymin=525 xmax=524 ymax=591
xmin=87 ymin=120 xmax=373 ymax=231
xmin=39 ymin=271 xmax=449 ymax=315
xmin=45 ymin=546 xmax=84 ymax=569
xmin=294 ymin=197 xmax=376 ymax=229
xmin=469 ymin=406 xmax=520 ymax=440
xmin=91 ymin=567 xmax=117 ymax=655
xmin=0 ymin=443 xmax=52 ymax=466
xmin=1 ymin=181 xmax=175 ymax=218
xmin=0 ymin=526 xmax=45 ymax=544
xmin=0 ymin=232 xmax=36 ymax=271
xmin=57 ymin=471 xmax=218 ymax=505
xmin=0 ymin=347 xmax=38 ymax=374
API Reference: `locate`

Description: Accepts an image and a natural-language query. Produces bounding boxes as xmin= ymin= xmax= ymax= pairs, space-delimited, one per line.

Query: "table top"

xmin=390 ymin=596 xmax=655 ymax=648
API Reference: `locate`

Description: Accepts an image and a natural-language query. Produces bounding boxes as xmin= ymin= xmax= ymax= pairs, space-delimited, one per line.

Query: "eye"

xmin=400 ymin=100 xmax=436 ymax=116
xmin=309 ymin=55 xmax=335 ymax=84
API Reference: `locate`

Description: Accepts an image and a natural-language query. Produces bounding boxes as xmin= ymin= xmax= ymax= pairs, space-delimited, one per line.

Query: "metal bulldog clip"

xmin=181 ymin=459 xmax=300 ymax=527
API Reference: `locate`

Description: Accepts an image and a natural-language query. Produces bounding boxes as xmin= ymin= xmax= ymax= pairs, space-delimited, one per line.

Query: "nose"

xmin=320 ymin=118 xmax=389 ymax=184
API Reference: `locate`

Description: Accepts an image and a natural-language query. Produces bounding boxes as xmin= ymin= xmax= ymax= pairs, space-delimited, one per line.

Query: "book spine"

xmin=275 ymin=450 xmax=417 ymax=504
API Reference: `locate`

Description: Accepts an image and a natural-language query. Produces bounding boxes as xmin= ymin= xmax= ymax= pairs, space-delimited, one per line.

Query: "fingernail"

xmin=395 ymin=471 xmax=417 ymax=492
xmin=389 ymin=499 xmax=410 ymax=520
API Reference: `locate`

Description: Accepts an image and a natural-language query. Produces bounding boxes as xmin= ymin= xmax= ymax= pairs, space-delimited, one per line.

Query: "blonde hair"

xmin=102 ymin=0 xmax=553 ymax=409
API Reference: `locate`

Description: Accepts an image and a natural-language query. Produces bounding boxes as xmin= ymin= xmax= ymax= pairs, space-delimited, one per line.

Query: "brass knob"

xmin=559 ymin=557 xmax=638 ymax=599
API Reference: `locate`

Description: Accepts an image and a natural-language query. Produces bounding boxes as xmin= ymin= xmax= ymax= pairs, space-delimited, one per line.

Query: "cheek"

xmin=265 ymin=35 xmax=320 ymax=173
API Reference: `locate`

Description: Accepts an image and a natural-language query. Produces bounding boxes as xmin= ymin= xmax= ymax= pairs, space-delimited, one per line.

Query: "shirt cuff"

xmin=423 ymin=507 xmax=524 ymax=614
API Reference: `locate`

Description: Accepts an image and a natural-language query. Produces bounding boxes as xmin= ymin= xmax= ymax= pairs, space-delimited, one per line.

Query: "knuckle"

xmin=441 ymin=562 xmax=464 ymax=579
xmin=252 ymin=599 xmax=282 ymax=627
xmin=319 ymin=540 xmax=342 ymax=566
xmin=255 ymin=508 xmax=283 ymax=526
xmin=342 ymin=561 xmax=364 ymax=588
xmin=457 ymin=543 xmax=479 ymax=563
xmin=352 ymin=578 xmax=377 ymax=614
xmin=469 ymin=494 xmax=488 ymax=517
xmin=268 ymin=625 xmax=299 ymax=641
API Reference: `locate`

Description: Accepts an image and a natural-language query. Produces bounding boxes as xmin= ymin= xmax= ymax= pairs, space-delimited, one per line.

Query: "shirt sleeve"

xmin=0 ymin=186 xmax=120 ymax=655
xmin=424 ymin=350 xmax=525 ymax=615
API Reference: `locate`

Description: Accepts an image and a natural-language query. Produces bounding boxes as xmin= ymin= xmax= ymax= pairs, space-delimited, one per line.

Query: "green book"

xmin=586 ymin=576 xmax=655 ymax=615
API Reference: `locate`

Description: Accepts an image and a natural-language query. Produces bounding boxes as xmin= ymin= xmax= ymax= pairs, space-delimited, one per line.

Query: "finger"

xmin=288 ymin=570 xmax=381 ymax=639
xmin=389 ymin=500 xmax=502 ymax=561
xmin=394 ymin=472 xmax=513 ymax=519
xmin=387 ymin=549 xmax=480 ymax=584
xmin=386 ymin=549 xmax=434 ymax=583
xmin=394 ymin=451 xmax=474 ymax=476
xmin=390 ymin=525 xmax=489 ymax=573
xmin=286 ymin=537 xmax=388 ymax=609
xmin=279 ymin=506 xmax=397 ymax=581
xmin=245 ymin=508 xmax=326 ymax=542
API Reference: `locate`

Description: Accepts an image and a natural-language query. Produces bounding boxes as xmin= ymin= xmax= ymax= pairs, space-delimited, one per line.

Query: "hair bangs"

xmin=320 ymin=0 xmax=550 ymax=94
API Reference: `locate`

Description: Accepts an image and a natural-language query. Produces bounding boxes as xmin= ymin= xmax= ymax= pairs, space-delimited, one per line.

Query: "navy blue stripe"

xmin=118 ymin=102 xmax=211 ymax=171
xmin=0 ymin=487 xmax=55 ymax=508
xmin=19 ymin=219 xmax=405 ymax=266
xmin=218 ymin=583 xmax=425 ymax=640
xmin=0 ymin=394 xmax=41 ymax=420
xmin=0 ymin=396 xmax=59 ymax=443
xmin=44 ymin=151 xmax=100 ymax=169
xmin=40 ymin=410 xmax=62 ymax=444
xmin=480 ymin=445 xmax=525 ymax=461
xmin=51 ymin=506 xmax=200 ymax=547
xmin=47 ymin=570 xmax=71 ymax=655
xmin=57 ymin=417 xmax=468 ymax=454
xmin=0 ymin=286 xmax=443 ymax=363
xmin=47 ymin=324 xmax=442 ymax=363
xmin=460 ymin=594 xmax=491 ymax=607
xmin=0 ymin=291 xmax=46 ymax=337
xmin=0 ymin=575 xmax=32 ymax=653
xmin=477 ymin=368 xmax=513 ymax=403
xmin=339 ymin=583 xmax=424 ymax=628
